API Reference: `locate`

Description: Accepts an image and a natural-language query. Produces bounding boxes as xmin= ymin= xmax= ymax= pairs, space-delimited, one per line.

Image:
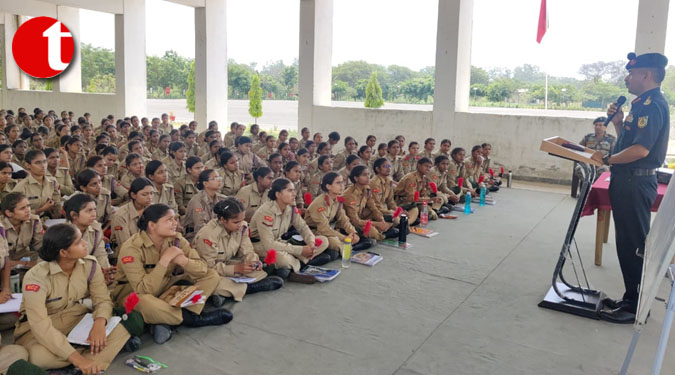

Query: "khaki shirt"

xmin=152 ymin=148 xmax=169 ymax=162
xmin=0 ymin=180 xmax=17 ymax=201
xmin=464 ymin=158 xmax=485 ymax=184
xmin=174 ymin=175 xmax=199 ymax=216
xmin=15 ymin=256 xmax=112 ymax=360
xmin=338 ymin=167 xmax=353 ymax=189
xmin=159 ymin=123 xmax=173 ymax=135
xmin=234 ymin=150 xmax=265 ymax=183
xmin=305 ymin=193 xmax=355 ymax=240
xmin=235 ymin=182 xmax=270 ymax=222
xmin=580 ymin=132 xmax=616 ymax=157
xmin=394 ymin=171 xmax=432 ymax=205
xmin=333 ymin=149 xmax=355 ymax=171
xmin=88 ymin=188 xmax=113 ymax=224
xmin=151 ymin=182 xmax=178 ymax=213
xmin=81 ymin=221 xmax=111 ymax=268
xmin=114 ymin=232 xmax=208 ymax=300
xmin=163 ymin=157 xmax=186 ymax=183
xmin=120 ymin=172 xmax=144 ymax=190
xmin=342 ymin=184 xmax=384 ymax=227
xmin=12 ymin=174 xmax=61 ymax=217
xmin=48 ymin=167 xmax=75 ymax=196
xmin=111 ymin=201 xmax=141 ymax=250
xmin=67 ymin=152 xmax=86 ymax=178
xmin=183 ymin=190 xmax=226 ymax=241
xmin=369 ymin=175 xmax=397 ymax=215
xmin=103 ymin=174 xmax=129 ymax=206
xmin=449 ymin=159 xmax=471 ymax=190
xmin=193 ymin=219 xmax=259 ymax=277
xmin=401 ymin=154 xmax=420 ymax=175
xmin=307 ymin=170 xmax=327 ymax=198
xmin=249 ymin=201 xmax=315 ymax=257
xmin=256 ymin=147 xmax=276 ymax=162
xmin=186 ymin=143 xmax=200 ymax=158
xmin=0 ymin=215 xmax=43 ymax=261
xmin=221 ymin=168 xmax=245 ymax=197
xmin=387 ymin=155 xmax=404 ymax=181
xmin=430 ymin=166 xmax=459 ymax=196
xmin=223 ymin=132 xmax=236 ymax=148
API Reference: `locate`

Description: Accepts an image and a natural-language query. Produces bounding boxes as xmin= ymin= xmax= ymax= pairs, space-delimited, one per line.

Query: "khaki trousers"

xmin=252 ymin=236 xmax=329 ymax=272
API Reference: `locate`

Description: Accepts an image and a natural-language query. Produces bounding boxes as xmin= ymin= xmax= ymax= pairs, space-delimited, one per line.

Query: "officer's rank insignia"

xmin=638 ymin=116 xmax=648 ymax=128
xmin=625 ymin=114 xmax=634 ymax=123
xmin=644 ymin=96 xmax=652 ymax=105
xmin=25 ymin=284 xmax=40 ymax=292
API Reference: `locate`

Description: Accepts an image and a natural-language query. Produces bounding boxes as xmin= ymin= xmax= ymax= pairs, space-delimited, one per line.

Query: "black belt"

xmin=118 ymin=280 xmax=128 ymax=285
xmin=251 ymin=237 xmax=260 ymax=243
xmin=612 ymin=167 xmax=657 ymax=176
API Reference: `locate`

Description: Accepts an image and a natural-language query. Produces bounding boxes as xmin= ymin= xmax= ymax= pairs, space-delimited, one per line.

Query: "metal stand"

xmin=620 ymin=265 xmax=675 ymax=375
xmin=538 ymin=162 xmax=607 ymax=319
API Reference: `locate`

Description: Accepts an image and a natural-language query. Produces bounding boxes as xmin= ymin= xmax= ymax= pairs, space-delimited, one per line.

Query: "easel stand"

xmin=538 ymin=137 xmax=608 ymax=319
xmin=620 ymin=265 xmax=675 ymax=375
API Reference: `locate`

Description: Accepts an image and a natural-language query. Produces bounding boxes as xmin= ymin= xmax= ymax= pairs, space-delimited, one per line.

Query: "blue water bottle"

xmin=464 ymin=192 xmax=472 ymax=214
xmin=479 ymin=186 xmax=486 ymax=206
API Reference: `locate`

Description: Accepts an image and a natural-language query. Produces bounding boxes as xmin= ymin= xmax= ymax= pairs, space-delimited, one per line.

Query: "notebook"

xmin=67 ymin=313 xmax=122 ymax=346
xmin=351 ymin=252 xmax=383 ymax=266
xmin=0 ymin=294 xmax=22 ymax=313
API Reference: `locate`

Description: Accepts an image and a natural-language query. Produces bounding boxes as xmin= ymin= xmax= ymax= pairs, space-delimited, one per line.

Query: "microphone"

xmin=604 ymin=96 xmax=627 ymax=126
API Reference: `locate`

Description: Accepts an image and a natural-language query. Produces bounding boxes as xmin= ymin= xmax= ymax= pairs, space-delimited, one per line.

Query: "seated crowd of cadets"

xmin=0 ymin=106 xmax=503 ymax=374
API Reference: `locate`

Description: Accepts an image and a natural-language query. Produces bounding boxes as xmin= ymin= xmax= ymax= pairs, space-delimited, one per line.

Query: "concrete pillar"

xmin=194 ymin=0 xmax=228 ymax=132
xmin=635 ymin=0 xmax=669 ymax=54
xmin=2 ymin=14 xmax=29 ymax=90
xmin=298 ymin=0 xmax=333 ymax=131
xmin=57 ymin=6 xmax=81 ymax=93
xmin=432 ymin=0 xmax=473 ymax=137
xmin=115 ymin=0 xmax=147 ymax=117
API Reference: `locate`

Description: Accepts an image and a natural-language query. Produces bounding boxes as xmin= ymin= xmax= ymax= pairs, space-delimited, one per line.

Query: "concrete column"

xmin=635 ymin=0 xmax=669 ymax=54
xmin=194 ymin=0 xmax=228 ymax=132
xmin=115 ymin=0 xmax=147 ymax=117
xmin=298 ymin=0 xmax=333 ymax=130
xmin=432 ymin=0 xmax=473 ymax=137
xmin=57 ymin=6 xmax=81 ymax=93
xmin=2 ymin=14 xmax=29 ymax=90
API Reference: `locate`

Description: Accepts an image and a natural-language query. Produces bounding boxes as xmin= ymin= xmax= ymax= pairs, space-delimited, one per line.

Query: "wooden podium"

xmin=538 ymin=136 xmax=608 ymax=319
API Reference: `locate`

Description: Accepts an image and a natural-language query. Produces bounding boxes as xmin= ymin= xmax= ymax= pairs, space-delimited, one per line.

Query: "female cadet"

xmin=75 ymin=169 xmax=113 ymax=227
xmin=0 ymin=192 xmax=42 ymax=267
xmin=0 ymin=162 xmax=16 ymax=199
xmin=145 ymin=160 xmax=178 ymax=213
xmin=282 ymin=161 xmax=307 ymax=212
xmin=151 ymin=134 xmax=170 ymax=161
xmin=64 ymin=194 xmax=115 ymax=283
xmin=342 ymin=166 xmax=398 ymax=241
xmin=450 ymin=147 xmax=477 ymax=197
xmin=338 ymin=154 xmax=360 ymax=189
xmin=333 ymin=136 xmax=357 ymax=171
xmin=44 ymin=147 xmax=75 ymax=196
xmin=194 ymin=198 xmax=284 ymax=302
xmin=370 ymin=158 xmax=400 ymax=222
xmin=14 ymin=223 xmax=133 ymax=374
xmin=235 ymin=167 xmax=273 ymax=222
xmin=277 ymin=142 xmax=293 ymax=165
xmin=304 ymin=172 xmax=366 ymax=254
xmin=386 ymin=140 xmax=404 ymax=182
xmin=111 ymin=178 xmax=154 ymax=253
xmin=464 ymin=145 xmax=487 ymax=189
xmin=175 ymin=156 xmax=203 ymax=215
xmin=183 ymin=169 xmax=226 ymax=242
xmin=394 ymin=157 xmax=439 ymax=225
xmin=164 ymin=141 xmax=187 ymax=182
xmin=120 ymin=153 xmax=145 ymax=190
xmin=401 ymin=141 xmax=421 ymax=175
xmin=356 ymin=145 xmax=373 ymax=174
xmin=86 ymin=155 xmax=128 ymax=206
xmin=249 ymin=179 xmax=330 ymax=283
xmin=0 ymin=233 xmax=29 ymax=373
xmin=307 ymin=155 xmax=333 ymax=198
xmin=218 ymin=152 xmax=245 ymax=197
xmin=430 ymin=155 xmax=460 ymax=208
xmin=12 ymin=150 xmax=62 ymax=219
xmin=113 ymin=204 xmax=230 ymax=345
xmin=267 ymin=153 xmax=284 ymax=179
xmin=64 ymin=136 xmax=86 ymax=178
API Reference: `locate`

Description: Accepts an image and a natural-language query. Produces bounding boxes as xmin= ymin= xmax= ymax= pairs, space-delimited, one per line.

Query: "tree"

xmin=470 ymin=66 xmax=489 ymax=85
xmin=228 ymin=62 xmax=254 ymax=99
xmin=578 ymin=61 xmax=614 ymax=83
xmin=513 ymin=64 xmax=545 ymax=84
xmin=364 ymin=72 xmax=384 ymax=108
xmin=281 ymin=65 xmax=298 ymax=90
xmin=86 ymin=74 xmax=115 ymax=93
xmin=332 ymin=80 xmax=349 ymax=100
xmin=248 ymin=74 xmax=263 ymax=123
xmin=186 ymin=61 xmax=195 ymax=113
xmin=80 ymin=43 xmax=115 ymax=92
xmin=401 ymin=76 xmax=434 ymax=103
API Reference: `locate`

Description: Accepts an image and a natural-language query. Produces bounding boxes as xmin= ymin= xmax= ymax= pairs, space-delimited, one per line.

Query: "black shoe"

xmin=602 ymin=298 xmax=629 ymax=310
xmin=276 ymin=267 xmax=291 ymax=279
xmin=288 ymin=271 xmax=316 ymax=284
xmin=437 ymin=206 xmax=450 ymax=215
xmin=599 ymin=307 xmax=636 ymax=324
xmin=488 ymin=186 xmax=499 ymax=192
xmin=307 ymin=252 xmax=332 ymax=266
xmin=382 ymin=227 xmax=399 ymax=239
xmin=247 ymin=276 xmax=284 ymax=294
xmin=209 ymin=294 xmax=227 ymax=308
xmin=150 ymin=324 xmax=173 ymax=344
xmin=181 ymin=308 xmax=233 ymax=327
xmin=325 ymin=249 xmax=340 ymax=260
xmin=352 ymin=238 xmax=375 ymax=251
xmin=123 ymin=335 xmax=142 ymax=352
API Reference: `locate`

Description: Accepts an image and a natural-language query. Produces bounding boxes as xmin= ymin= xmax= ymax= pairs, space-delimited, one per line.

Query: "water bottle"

xmin=420 ymin=202 xmax=429 ymax=227
xmin=507 ymin=170 xmax=513 ymax=188
xmin=341 ymin=237 xmax=352 ymax=268
xmin=398 ymin=214 xmax=408 ymax=243
xmin=464 ymin=192 xmax=472 ymax=214
xmin=479 ymin=186 xmax=486 ymax=206
xmin=105 ymin=243 xmax=113 ymax=256
xmin=10 ymin=270 xmax=20 ymax=293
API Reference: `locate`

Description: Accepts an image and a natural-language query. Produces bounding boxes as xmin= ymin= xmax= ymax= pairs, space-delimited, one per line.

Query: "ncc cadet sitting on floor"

xmin=393 ymin=157 xmax=439 ymax=225
xmin=236 ymin=167 xmax=273 ymax=222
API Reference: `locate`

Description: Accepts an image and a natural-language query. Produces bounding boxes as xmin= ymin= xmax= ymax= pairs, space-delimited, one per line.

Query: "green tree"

xmin=470 ymin=66 xmax=489 ymax=85
xmin=332 ymin=80 xmax=349 ymax=100
xmin=229 ymin=61 xmax=254 ymax=99
xmin=86 ymin=73 xmax=115 ymax=93
xmin=364 ymin=72 xmax=384 ymax=108
xmin=186 ymin=61 xmax=195 ymax=113
xmin=281 ymin=65 xmax=298 ymax=92
xmin=401 ymin=76 xmax=434 ymax=103
xmin=80 ymin=43 xmax=115 ymax=92
xmin=248 ymin=74 xmax=263 ymax=123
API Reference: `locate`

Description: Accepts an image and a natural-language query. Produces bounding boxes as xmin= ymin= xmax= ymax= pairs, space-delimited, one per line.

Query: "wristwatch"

xmin=602 ymin=155 xmax=611 ymax=166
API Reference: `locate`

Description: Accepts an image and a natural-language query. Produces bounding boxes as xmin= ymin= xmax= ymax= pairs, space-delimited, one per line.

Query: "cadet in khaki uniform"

xmin=236 ymin=167 xmax=273 ymax=222
xmin=120 ymin=153 xmax=146 ymax=190
xmin=113 ymin=204 xmax=230 ymax=345
xmin=146 ymin=161 xmax=179 ymax=214
xmin=449 ymin=148 xmax=476 ymax=196
xmin=183 ymin=169 xmax=226 ymax=242
xmin=394 ymin=158 xmax=439 ymax=224
xmin=401 ymin=142 xmax=421 ymax=175
xmin=304 ymin=173 xmax=360 ymax=252
xmin=15 ymin=223 xmax=131 ymax=373
xmin=234 ymin=136 xmax=266 ymax=184
xmin=281 ymin=161 xmax=308 ymax=211
xmin=163 ymin=141 xmax=188 ymax=182
xmin=12 ymin=150 xmax=62 ymax=219
xmin=194 ymin=199 xmax=283 ymax=302
xmin=430 ymin=155 xmax=460 ymax=206
xmin=386 ymin=140 xmax=405 ymax=181
xmin=151 ymin=135 xmax=170 ymax=161
xmin=465 ymin=145 xmax=487 ymax=188
xmin=370 ymin=158 xmax=400 ymax=222
xmin=342 ymin=166 xmax=397 ymax=240
xmin=45 ymin=147 xmax=75 ymax=196
xmin=338 ymin=154 xmax=360 ymax=190
xmin=64 ymin=194 xmax=113 ymax=271
xmin=307 ymin=155 xmax=333 ymax=198
xmin=219 ymin=152 xmax=245 ymax=196
xmin=111 ymin=178 xmax=154 ymax=253
xmin=332 ymin=137 xmax=357 ymax=171
xmin=0 ymin=193 xmax=44 ymax=263
xmin=249 ymin=179 xmax=330 ymax=280
xmin=76 ymin=169 xmax=114 ymax=226
xmin=175 ymin=157 xmax=203 ymax=215
xmin=86 ymin=155 xmax=129 ymax=206
xmin=579 ymin=117 xmax=616 ymax=175
xmin=0 ymin=162 xmax=16 ymax=201
xmin=256 ymin=136 xmax=277 ymax=161
xmin=421 ymin=138 xmax=436 ymax=159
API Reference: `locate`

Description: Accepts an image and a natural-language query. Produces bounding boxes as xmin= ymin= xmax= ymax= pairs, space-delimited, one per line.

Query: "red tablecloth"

xmin=581 ymin=171 xmax=668 ymax=217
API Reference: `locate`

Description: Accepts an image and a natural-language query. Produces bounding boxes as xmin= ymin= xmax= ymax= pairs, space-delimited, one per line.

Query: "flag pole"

xmin=545 ymin=71 xmax=548 ymax=110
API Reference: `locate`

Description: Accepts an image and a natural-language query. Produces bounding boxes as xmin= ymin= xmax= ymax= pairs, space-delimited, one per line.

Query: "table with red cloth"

xmin=581 ymin=171 xmax=668 ymax=266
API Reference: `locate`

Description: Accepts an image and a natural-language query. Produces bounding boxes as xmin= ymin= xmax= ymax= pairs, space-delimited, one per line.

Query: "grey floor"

xmin=102 ymin=187 xmax=675 ymax=374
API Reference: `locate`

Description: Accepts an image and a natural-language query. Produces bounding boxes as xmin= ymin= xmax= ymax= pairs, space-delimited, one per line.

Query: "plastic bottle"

xmin=479 ymin=186 xmax=486 ymax=206
xmin=420 ymin=202 xmax=429 ymax=227
xmin=398 ymin=214 xmax=408 ymax=243
xmin=105 ymin=243 xmax=113 ymax=256
xmin=341 ymin=237 xmax=352 ymax=268
xmin=464 ymin=192 xmax=472 ymax=214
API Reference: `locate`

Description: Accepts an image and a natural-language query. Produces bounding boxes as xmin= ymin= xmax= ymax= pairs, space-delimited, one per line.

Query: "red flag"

xmin=489 ymin=168 xmax=495 ymax=177
xmin=393 ymin=206 xmax=403 ymax=218
xmin=314 ymin=238 xmax=323 ymax=247
xmin=363 ymin=220 xmax=372 ymax=236
xmin=264 ymin=250 xmax=277 ymax=265
xmin=500 ymin=166 xmax=505 ymax=175
xmin=413 ymin=191 xmax=420 ymax=202
xmin=536 ymin=0 xmax=548 ymax=43
xmin=429 ymin=182 xmax=438 ymax=194
xmin=478 ymin=175 xmax=485 ymax=184
xmin=458 ymin=177 xmax=464 ymax=188
xmin=303 ymin=192 xmax=312 ymax=207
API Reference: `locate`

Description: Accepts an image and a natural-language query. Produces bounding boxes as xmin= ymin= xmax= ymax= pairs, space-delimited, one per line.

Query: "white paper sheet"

xmin=0 ymin=294 xmax=22 ymax=313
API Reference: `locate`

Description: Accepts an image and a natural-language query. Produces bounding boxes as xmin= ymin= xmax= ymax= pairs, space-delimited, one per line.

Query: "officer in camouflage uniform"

xmin=579 ymin=116 xmax=616 ymax=175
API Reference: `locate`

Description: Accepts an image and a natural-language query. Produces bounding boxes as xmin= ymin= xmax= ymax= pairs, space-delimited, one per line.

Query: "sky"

xmin=78 ymin=0 xmax=675 ymax=79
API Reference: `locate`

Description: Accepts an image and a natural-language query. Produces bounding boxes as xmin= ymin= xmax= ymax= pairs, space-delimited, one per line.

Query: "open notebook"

xmin=67 ymin=313 xmax=122 ymax=346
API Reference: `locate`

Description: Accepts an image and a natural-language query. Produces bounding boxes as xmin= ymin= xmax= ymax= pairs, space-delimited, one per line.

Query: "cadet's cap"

xmin=626 ymin=52 xmax=668 ymax=70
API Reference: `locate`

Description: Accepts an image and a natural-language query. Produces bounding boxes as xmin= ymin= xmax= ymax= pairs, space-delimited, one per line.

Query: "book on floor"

xmin=410 ymin=227 xmax=438 ymax=238
xmin=229 ymin=276 xmax=258 ymax=283
xmin=379 ymin=239 xmax=414 ymax=250
xmin=298 ymin=266 xmax=340 ymax=282
xmin=351 ymin=251 xmax=383 ymax=266
xmin=67 ymin=313 xmax=122 ymax=346
xmin=159 ymin=285 xmax=205 ymax=308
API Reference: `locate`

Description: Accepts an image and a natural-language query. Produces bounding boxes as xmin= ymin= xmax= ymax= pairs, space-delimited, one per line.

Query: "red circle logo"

xmin=12 ymin=16 xmax=74 ymax=79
